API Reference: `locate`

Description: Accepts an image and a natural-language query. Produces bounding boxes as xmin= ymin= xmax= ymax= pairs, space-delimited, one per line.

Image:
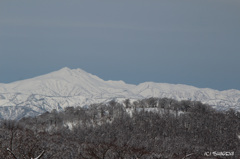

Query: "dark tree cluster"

xmin=0 ymin=98 xmax=239 ymax=159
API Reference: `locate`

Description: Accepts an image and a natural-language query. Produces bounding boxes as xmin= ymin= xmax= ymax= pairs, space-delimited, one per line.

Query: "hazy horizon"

xmin=1 ymin=0 xmax=240 ymax=91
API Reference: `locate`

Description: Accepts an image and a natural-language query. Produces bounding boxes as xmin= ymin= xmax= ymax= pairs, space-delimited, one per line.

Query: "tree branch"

xmin=182 ymin=153 xmax=194 ymax=159
xmin=7 ymin=148 xmax=18 ymax=159
xmin=32 ymin=150 xmax=45 ymax=159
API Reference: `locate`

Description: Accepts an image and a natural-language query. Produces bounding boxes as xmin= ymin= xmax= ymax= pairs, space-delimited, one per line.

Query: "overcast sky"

xmin=0 ymin=0 xmax=240 ymax=90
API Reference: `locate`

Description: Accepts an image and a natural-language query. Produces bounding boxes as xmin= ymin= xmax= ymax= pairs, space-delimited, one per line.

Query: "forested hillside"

xmin=0 ymin=98 xmax=239 ymax=159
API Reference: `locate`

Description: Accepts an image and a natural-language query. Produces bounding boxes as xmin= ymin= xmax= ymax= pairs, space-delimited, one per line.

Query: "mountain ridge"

xmin=0 ymin=67 xmax=240 ymax=119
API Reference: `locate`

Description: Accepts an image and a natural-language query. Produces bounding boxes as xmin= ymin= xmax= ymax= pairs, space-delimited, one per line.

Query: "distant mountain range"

xmin=0 ymin=67 xmax=239 ymax=119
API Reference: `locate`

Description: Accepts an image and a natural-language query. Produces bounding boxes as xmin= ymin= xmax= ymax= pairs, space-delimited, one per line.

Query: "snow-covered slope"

xmin=0 ymin=67 xmax=239 ymax=119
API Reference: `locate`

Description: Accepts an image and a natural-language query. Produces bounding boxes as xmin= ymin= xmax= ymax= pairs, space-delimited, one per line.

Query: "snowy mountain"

xmin=0 ymin=67 xmax=240 ymax=119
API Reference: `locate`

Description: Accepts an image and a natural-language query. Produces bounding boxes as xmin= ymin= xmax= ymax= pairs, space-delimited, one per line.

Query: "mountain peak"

xmin=57 ymin=67 xmax=87 ymax=74
xmin=43 ymin=67 xmax=92 ymax=81
xmin=59 ymin=67 xmax=71 ymax=72
xmin=0 ymin=67 xmax=240 ymax=119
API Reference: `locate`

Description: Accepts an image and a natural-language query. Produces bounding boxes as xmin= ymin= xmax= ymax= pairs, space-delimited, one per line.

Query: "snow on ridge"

xmin=0 ymin=67 xmax=240 ymax=119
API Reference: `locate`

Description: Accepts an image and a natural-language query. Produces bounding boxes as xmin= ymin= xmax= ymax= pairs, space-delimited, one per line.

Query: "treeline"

xmin=0 ymin=98 xmax=240 ymax=159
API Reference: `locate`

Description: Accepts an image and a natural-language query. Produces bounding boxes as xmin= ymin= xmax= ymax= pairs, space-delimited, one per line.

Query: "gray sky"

xmin=0 ymin=0 xmax=240 ymax=90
